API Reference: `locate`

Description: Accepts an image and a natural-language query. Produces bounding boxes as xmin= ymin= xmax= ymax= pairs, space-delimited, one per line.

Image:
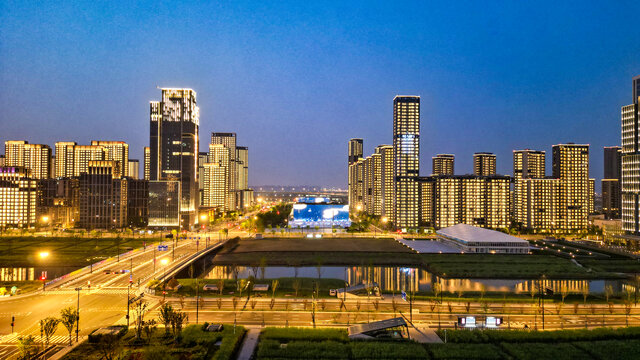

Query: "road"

xmin=0 ymin=229 xmax=237 ymax=359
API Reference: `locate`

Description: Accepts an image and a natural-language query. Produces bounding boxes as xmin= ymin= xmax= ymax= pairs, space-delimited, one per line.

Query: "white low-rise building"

xmin=436 ymin=224 xmax=530 ymax=254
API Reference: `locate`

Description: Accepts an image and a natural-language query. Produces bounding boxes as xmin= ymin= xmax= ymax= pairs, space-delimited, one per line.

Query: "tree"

xmin=271 ymin=279 xmax=279 ymax=299
xmin=315 ymin=256 xmax=324 ymax=279
xmin=582 ymin=285 xmax=589 ymax=304
xmin=134 ymin=299 xmax=149 ymax=340
xmin=143 ymin=319 xmax=157 ymax=343
xmin=292 ymin=279 xmax=301 ymax=297
xmin=158 ymin=303 xmax=174 ymax=335
xmin=40 ymin=317 xmax=60 ymax=347
xmin=605 ymin=285 xmax=614 ymax=303
xmin=237 ymin=279 xmax=248 ymax=299
xmin=17 ymin=335 xmax=38 ymax=360
xmin=60 ymin=307 xmax=78 ymax=346
xmin=259 ymin=257 xmax=267 ymax=280
xmin=170 ymin=310 xmax=188 ymax=339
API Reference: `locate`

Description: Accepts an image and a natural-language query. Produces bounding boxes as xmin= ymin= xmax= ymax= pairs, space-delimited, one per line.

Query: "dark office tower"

xmin=149 ymin=88 xmax=199 ymax=229
xmin=393 ymin=95 xmax=420 ymax=229
xmin=602 ymin=146 xmax=622 ymax=219
xmin=348 ymin=138 xmax=364 ymax=165
xmin=432 ymin=154 xmax=454 ymax=175
xmin=622 ymin=75 xmax=640 ymax=233
xmin=473 ymin=152 xmax=496 ymax=176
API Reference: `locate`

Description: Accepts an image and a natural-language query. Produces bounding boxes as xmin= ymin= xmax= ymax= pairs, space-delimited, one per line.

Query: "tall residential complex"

xmin=393 ymin=96 xmax=420 ymax=229
xmin=73 ymin=145 xmax=106 ymax=177
xmin=621 ymin=75 xmax=640 ymax=234
xmin=91 ymin=141 xmax=130 ymax=177
xmin=0 ymin=166 xmax=37 ymax=228
xmin=552 ymin=144 xmax=590 ymax=231
xmin=602 ymin=146 xmax=621 ymax=219
xmin=4 ymin=141 xmax=52 ymax=179
xmin=55 ymin=142 xmax=77 ymax=178
xmin=432 ymin=154 xmax=454 ymax=175
xmin=513 ymin=150 xmax=546 ymax=181
xmin=378 ymin=145 xmax=394 ymax=220
xmin=348 ymin=138 xmax=363 ymax=165
xmin=473 ymin=152 xmax=496 ymax=176
xmin=149 ymin=88 xmax=199 ymax=228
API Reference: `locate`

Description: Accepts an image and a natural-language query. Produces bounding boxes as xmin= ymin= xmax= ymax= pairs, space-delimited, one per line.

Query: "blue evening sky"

xmin=1 ymin=1 xmax=639 ymax=189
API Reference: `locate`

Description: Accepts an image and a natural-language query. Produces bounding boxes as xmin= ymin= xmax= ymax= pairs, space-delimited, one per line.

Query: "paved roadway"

xmin=0 ymin=229 xmax=242 ymax=359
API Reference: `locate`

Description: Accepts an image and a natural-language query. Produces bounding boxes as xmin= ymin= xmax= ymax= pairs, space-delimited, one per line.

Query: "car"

xmin=203 ymin=284 xmax=219 ymax=291
xmin=103 ymin=270 xmax=112 ymax=274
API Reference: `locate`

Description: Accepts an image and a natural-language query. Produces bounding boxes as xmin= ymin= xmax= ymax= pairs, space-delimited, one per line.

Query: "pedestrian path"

xmin=236 ymin=328 xmax=261 ymax=360
xmin=0 ymin=333 xmax=71 ymax=344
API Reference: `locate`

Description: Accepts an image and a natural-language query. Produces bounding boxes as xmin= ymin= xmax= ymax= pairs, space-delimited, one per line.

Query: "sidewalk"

xmin=236 ymin=328 xmax=261 ymax=360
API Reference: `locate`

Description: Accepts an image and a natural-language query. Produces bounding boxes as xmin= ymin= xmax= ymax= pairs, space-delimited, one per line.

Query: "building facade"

xmin=149 ymin=88 xmax=199 ymax=229
xmin=473 ymin=152 xmax=496 ymax=176
xmin=393 ymin=96 xmax=420 ymax=229
xmin=78 ymin=161 xmax=127 ymax=229
xmin=602 ymin=146 xmax=621 ymax=219
xmin=552 ymin=144 xmax=590 ymax=231
xmin=0 ymin=167 xmax=37 ymax=228
xmin=432 ymin=154 xmax=454 ymax=175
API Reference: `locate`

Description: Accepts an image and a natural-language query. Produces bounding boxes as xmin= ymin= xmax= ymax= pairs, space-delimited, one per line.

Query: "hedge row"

xmin=436 ymin=326 xmax=640 ymax=344
xmin=260 ymin=327 xmax=349 ymax=342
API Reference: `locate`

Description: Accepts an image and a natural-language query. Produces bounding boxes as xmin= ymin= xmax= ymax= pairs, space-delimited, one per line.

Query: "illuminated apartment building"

xmin=513 ymin=149 xmax=546 ymax=227
xmin=202 ymin=163 xmax=228 ymax=208
xmin=73 ymin=145 xmax=105 ymax=177
xmin=0 ymin=167 xmax=37 ymax=228
xmin=236 ymin=146 xmax=249 ymax=191
xmin=348 ymin=158 xmax=365 ymax=212
xmin=4 ymin=141 xmax=27 ymax=167
xmin=552 ymin=143 xmax=590 ymax=231
xmin=209 ymin=133 xmax=253 ymax=210
xmin=348 ymin=138 xmax=364 ymax=211
xmin=513 ymin=150 xmax=546 ymax=181
xmin=473 ymin=152 xmax=496 ymax=176
xmin=91 ymin=141 xmax=129 ymax=177
xmin=143 ymin=146 xmax=150 ymax=180
xmin=211 ymin=132 xmax=237 ymax=194
xmin=4 ymin=141 xmax=52 ymax=179
xmin=379 ymin=145 xmax=394 ymax=221
xmin=602 ymin=146 xmax=621 ymax=219
xmin=150 ymin=88 xmax=199 ymax=228
xmin=516 ymin=177 xmax=558 ymax=230
xmin=589 ymin=178 xmax=595 ymax=215
xmin=55 ymin=142 xmax=77 ymax=178
xmin=421 ymin=175 xmax=510 ymax=229
xmin=393 ymin=96 xmax=420 ymax=229
xmin=37 ymin=177 xmax=79 ymax=228
xmin=432 ymin=154 xmax=454 ymax=175
xmin=363 ymin=152 xmax=383 ymax=216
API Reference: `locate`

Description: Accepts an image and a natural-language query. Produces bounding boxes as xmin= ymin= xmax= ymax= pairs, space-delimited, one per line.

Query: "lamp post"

xmin=74 ymin=287 xmax=82 ymax=342
xmin=39 ymin=251 xmax=50 ymax=291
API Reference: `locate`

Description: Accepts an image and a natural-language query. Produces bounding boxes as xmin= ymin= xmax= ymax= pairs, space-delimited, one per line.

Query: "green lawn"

xmin=0 ymin=236 xmax=156 ymax=267
xmin=175 ymin=277 xmax=346 ymax=298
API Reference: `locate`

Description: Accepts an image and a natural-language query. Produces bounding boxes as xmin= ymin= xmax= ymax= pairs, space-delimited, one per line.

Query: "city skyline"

xmin=1 ymin=2 xmax=639 ymax=188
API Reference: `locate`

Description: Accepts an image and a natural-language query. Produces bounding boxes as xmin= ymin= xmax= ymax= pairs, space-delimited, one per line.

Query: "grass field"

xmin=213 ymin=237 xmax=622 ymax=279
xmin=175 ymin=277 xmax=346 ymax=298
xmin=0 ymin=236 xmax=153 ymax=266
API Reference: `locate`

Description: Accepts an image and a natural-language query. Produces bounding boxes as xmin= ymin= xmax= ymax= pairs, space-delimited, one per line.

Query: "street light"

xmin=74 ymin=287 xmax=82 ymax=342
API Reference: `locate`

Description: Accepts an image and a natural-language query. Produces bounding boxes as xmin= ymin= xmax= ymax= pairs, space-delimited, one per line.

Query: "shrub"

xmin=573 ymin=339 xmax=640 ymax=360
xmin=434 ymin=329 xmax=488 ymax=343
xmin=500 ymin=342 xmax=589 ymax=360
xmin=260 ymin=327 xmax=348 ymax=342
xmin=350 ymin=341 xmax=428 ymax=359
xmin=87 ymin=325 xmax=127 ymax=343
xmin=427 ymin=343 xmax=505 ymax=360
xmin=212 ymin=326 xmax=246 ymax=360
xmin=437 ymin=327 xmax=640 ymax=344
xmin=257 ymin=339 xmax=349 ymax=359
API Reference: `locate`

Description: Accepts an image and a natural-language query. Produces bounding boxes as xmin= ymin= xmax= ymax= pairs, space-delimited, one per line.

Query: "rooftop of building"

xmin=436 ymin=224 xmax=528 ymax=244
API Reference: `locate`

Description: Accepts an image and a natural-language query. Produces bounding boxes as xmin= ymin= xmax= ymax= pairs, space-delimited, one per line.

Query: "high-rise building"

xmin=4 ymin=141 xmax=27 ymax=167
xmin=143 ymin=146 xmax=150 ymax=180
xmin=513 ymin=150 xmax=546 ymax=181
xmin=589 ymin=178 xmax=595 ymax=215
xmin=420 ymin=175 xmax=509 ymax=229
xmin=204 ymin=144 xmax=232 ymax=210
xmin=516 ymin=177 xmax=559 ymax=230
xmin=473 ymin=152 xmax=496 ymax=176
xmin=348 ymin=139 xmax=364 ymax=165
xmin=432 ymin=154 xmax=454 ymax=175
xmin=378 ymin=145 xmax=394 ymax=220
xmin=236 ymin=146 xmax=249 ymax=191
xmin=393 ymin=96 xmax=420 ymax=229
xmin=5 ymin=141 xmax=52 ymax=179
xmin=150 ymin=88 xmax=199 ymax=228
xmin=91 ymin=141 xmax=129 ymax=177
xmin=363 ymin=152 xmax=383 ymax=216
xmin=36 ymin=177 xmax=79 ymax=228
xmin=127 ymin=178 xmax=148 ymax=227
xmin=622 ymin=76 xmax=640 ymax=233
xmin=128 ymin=160 xmax=140 ymax=180
xmin=73 ymin=145 xmax=105 ymax=177
xmin=552 ymin=143 xmax=590 ymax=231
xmin=0 ymin=167 xmax=37 ymax=228
xmin=602 ymin=146 xmax=622 ymax=219
xmin=78 ymin=161 xmax=127 ymax=229
xmin=55 ymin=142 xmax=77 ymax=178
xmin=211 ymin=132 xmax=237 ymax=193
xmin=148 ymin=181 xmax=180 ymax=227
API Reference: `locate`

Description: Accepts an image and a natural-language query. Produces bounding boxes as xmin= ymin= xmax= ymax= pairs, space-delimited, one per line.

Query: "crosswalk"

xmin=0 ymin=333 xmax=71 ymax=345
xmin=45 ymin=288 xmax=131 ymax=295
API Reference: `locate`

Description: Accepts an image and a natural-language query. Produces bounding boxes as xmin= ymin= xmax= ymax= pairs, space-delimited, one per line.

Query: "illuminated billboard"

xmin=289 ymin=204 xmax=351 ymax=228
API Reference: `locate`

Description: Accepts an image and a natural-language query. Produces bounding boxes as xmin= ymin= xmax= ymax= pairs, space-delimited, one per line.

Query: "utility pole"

xmin=75 ymin=287 xmax=82 ymax=342
xmin=196 ymin=278 xmax=200 ymax=324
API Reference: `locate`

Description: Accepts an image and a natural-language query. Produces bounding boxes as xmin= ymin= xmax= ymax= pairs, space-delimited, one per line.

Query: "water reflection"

xmin=204 ymin=265 xmax=630 ymax=295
